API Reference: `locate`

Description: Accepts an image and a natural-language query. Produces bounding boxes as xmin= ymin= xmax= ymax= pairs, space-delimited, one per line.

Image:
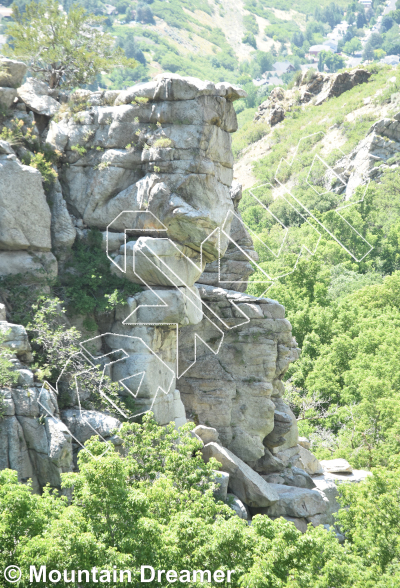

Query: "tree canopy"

xmin=3 ymin=0 xmax=136 ymax=88
xmin=2 ymin=414 xmax=400 ymax=588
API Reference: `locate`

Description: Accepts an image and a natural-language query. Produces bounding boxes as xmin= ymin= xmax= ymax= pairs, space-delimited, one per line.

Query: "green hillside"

xmin=2 ymin=0 xmax=399 ymax=107
xmin=235 ymin=63 xmax=400 ymax=469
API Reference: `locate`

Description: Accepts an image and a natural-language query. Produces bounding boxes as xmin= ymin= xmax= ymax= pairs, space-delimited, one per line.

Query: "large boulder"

xmin=252 ymin=484 xmax=329 ymax=518
xmin=202 ymin=442 xmax=279 ymax=507
xmin=320 ymin=458 xmax=352 ymax=474
xmin=0 ymin=58 xmax=27 ymax=88
xmin=193 ymin=425 xmax=219 ymax=444
xmin=0 ymin=87 xmax=17 ymax=108
xmin=17 ymin=78 xmax=60 ymax=117
xmin=0 ymin=157 xmax=52 ymax=251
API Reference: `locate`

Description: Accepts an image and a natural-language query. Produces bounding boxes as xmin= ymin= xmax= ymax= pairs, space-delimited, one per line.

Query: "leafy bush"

xmin=152 ymin=137 xmax=173 ymax=148
xmin=58 ymin=229 xmax=141 ymax=316
xmin=243 ymin=13 xmax=259 ymax=35
xmin=3 ymin=415 xmax=400 ymax=586
xmin=242 ymin=31 xmax=257 ymax=48
xmin=26 ymin=297 xmax=134 ymax=416
xmin=27 ymin=152 xmax=58 ymax=187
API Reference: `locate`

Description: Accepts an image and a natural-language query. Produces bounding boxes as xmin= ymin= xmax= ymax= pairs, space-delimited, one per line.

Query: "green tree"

xmin=362 ymin=42 xmax=374 ymax=61
xmin=337 ymin=467 xmax=400 ymax=573
xmin=4 ymin=0 xmax=136 ymax=88
xmin=343 ymin=37 xmax=362 ymax=55
xmin=136 ymin=2 xmax=154 ymax=23
xmin=319 ymin=49 xmax=344 ymax=73
xmin=242 ymin=31 xmax=257 ymax=48
xmin=3 ymin=416 xmax=400 ymax=587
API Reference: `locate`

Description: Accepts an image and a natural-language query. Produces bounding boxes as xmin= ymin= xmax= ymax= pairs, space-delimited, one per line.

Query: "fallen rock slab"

xmin=17 ymin=78 xmax=60 ymax=116
xmin=251 ymin=484 xmax=328 ymax=518
xmin=202 ymin=442 xmax=279 ymax=507
xmin=320 ymin=458 xmax=352 ymax=473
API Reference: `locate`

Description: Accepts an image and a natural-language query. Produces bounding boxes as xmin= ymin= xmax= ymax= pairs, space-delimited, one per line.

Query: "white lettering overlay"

xmin=29 ymin=565 xmax=235 ymax=583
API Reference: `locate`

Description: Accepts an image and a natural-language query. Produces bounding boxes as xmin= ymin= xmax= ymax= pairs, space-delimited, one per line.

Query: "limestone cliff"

xmin=0 ymin=62 xmax=367 ymax=530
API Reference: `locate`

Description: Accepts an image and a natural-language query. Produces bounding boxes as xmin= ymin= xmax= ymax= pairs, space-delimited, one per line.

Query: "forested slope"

xmin=234 ymin=63 xmax=400 ymax=469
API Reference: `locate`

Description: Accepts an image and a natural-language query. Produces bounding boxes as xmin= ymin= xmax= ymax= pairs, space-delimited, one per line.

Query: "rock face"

xmin=178 ymin=285 xmax=300 ymax=465
xmin=197 ymin=182 xmax=259 ymax=292
xmin=254 ymin=69 xmax=371 ymax=124
xmin=0 ymin=155 xmax=52 ymax=251
xmin=330 ymin=115 xmax=400 ymax=199
xmin=47 ymin=73 xmax=239 ymax=262
xmin=0 ymin=71 xmax=359 ymax=532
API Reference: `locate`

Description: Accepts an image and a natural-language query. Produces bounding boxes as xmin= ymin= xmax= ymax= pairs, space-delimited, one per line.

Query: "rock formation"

xmin=329 ymin=114 xmax=400 ymax=198
xmin=0 ymin=62 xmax=370 ymax=530
xmin=254 ymin=69 xmax=372 ymax=127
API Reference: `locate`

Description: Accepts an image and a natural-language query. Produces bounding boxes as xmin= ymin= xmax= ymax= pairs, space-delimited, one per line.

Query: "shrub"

xmin=58 ymin=228 xmax=141 ymax=317
xmin=26 ymin=152 xmax=58 ymax=187
xmin=152 ymin=137 xmax=173 ymax=148
xmin=242 ymin=31 xmax=257 ymax=48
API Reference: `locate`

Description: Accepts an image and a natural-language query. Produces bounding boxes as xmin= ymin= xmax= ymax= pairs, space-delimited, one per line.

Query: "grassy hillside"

xmin=233 ymin=63 xmax=400 ymax=469
xmin=3 ymin=0 xmax=398 ymax=112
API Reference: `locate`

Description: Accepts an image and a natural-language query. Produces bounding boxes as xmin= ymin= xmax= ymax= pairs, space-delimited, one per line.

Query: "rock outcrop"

xmin=254 ymin=69 xmax=371 ymax=126
xmin=0 ymin=70 xmax=371 ymax=531
xmin=329 ymin=114 xmax=400 ymax=199
xmin=179 ymin=285 xmax=300 ymax=465
xmin=202 ymin=442 xmax=279 ymax=507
